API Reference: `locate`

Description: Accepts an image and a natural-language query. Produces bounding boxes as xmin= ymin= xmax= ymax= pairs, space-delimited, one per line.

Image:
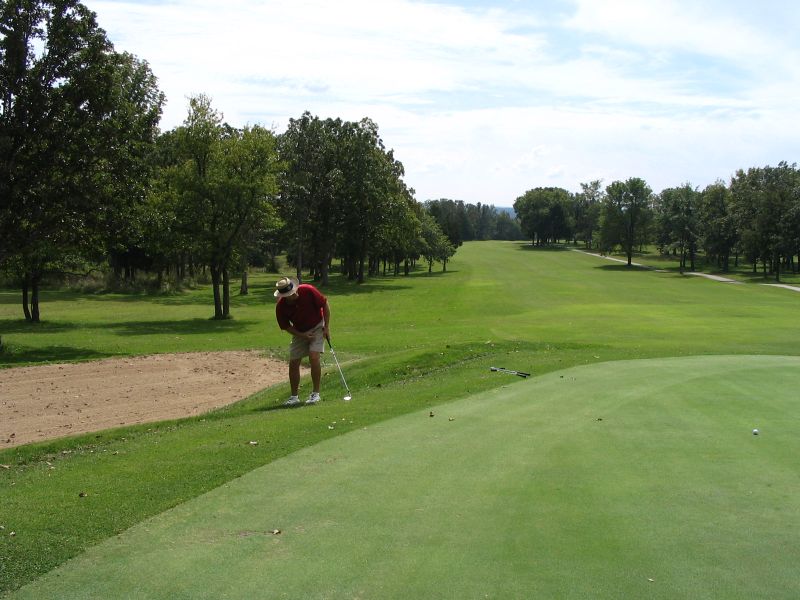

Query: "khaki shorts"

xmin=289 ymin=321 xmax=325 ymax=360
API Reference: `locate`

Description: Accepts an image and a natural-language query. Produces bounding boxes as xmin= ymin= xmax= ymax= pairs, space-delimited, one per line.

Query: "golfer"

xmin=274 ymin=276 xmax=330 ymax=405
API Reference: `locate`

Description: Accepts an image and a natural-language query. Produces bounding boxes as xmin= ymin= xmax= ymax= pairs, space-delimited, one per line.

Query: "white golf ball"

xmin=752 ymin=429 xmax=759 ymax=435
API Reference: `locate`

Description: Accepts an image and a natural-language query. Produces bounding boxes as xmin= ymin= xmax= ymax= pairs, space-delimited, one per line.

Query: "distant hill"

xmin=496 ymin=206 xmax=516 ymax=217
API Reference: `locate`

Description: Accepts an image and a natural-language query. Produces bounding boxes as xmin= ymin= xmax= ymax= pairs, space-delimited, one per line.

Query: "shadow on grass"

xmin=516 ymin=243 xmax=572 ymax=252
xmin=1 ymin=315 xmax=258 ymax=338
xmin=594 ymin=264 xmax=653 ymax=272
xmin=112 ymin=317 xmax=257 ymax=336
xmin=0 ymin=346 xmax=116 ymax=367
xmin=0 ymin=319 xmax=82 ymax=333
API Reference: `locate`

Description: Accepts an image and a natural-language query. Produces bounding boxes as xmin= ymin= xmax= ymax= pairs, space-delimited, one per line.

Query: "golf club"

xmin=490 ymin=366 xmax=531 ymax=378
xmin=326 ymin=335 xmax=352 ymax=401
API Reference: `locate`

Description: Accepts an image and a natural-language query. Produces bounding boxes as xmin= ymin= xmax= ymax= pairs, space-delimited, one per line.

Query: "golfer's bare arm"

xmin=281 ymin=302 xmax=330 ymax=340
xmin=322 ymin=302 xmax=330 ymax=338
xmin=282 ymin=324 xmax=308 ymax=338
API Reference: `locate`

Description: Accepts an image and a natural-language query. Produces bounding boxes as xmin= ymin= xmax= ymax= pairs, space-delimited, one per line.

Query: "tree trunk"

xmin=211 ymin=266 xmax=223 ymax=319
xmin=22 ymin=278 xmax=32 ymax=321
xmin=222 ymin=267 xmax=231 ymax=317
xmin=30 ymin=276 xmax=40 ymax=323
xmin=357 ymin=239 xmax=366 ymax=284
xmin=240 ymin=270 xmax=248 ymax=296
xmin=321 ymin=251 xmax=330 ymax=286
xmin=357 ymin=256 xmax=365 ymax=284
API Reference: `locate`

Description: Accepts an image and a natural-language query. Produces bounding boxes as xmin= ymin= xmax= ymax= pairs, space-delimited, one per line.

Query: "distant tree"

xmin=494 ymin=211 xmax=524 ymax=240
xmin=466 ymin=202 xmax=497 ymax=240
xmin=572 ymin=180 xmax=604 ymax=248
xmin=698 ymin=181 xmax=737 ymax=271
xmin=426 ymin=199 xmax=467 ymax=248
xmin=420 ymin=211 xmax=455 ymax=272
xmin=600 ymin=178 xmax=652 ymax=265
xmin=730 ymin=162 xmax=800 ymax=281
xmin=513 ymin=187 xmax=572 ymax=245
xmin=656 ymin=184 xmax=700 ymax=273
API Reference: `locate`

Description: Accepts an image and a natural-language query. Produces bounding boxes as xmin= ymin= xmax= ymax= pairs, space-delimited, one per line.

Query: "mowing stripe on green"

xmin=10 ymin=355 xmax=800 ymax=599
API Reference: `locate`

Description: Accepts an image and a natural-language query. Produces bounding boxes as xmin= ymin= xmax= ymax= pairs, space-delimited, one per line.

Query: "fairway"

xmin=10 ymin=355 xmax=800 ymax=600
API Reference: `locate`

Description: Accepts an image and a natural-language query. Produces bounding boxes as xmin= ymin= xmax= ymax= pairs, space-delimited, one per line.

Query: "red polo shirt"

xmin=276 ymin=284 xmax=327 ymax=332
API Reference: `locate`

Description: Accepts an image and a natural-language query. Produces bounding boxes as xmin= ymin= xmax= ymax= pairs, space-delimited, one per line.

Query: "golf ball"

xmin=753 ymin=429 xmax=759 ymax=435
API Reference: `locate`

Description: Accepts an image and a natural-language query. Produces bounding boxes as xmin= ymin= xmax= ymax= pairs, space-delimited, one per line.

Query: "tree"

xmin=338 ymin=118 xmax=396 ymax=283
xmin=513 ymin=187 xmax=572 ymax=246
xmin=170 ymin=95 xmax=280 ymax=318
xmin=656 ymin=184 xmax=700 ymax=273
xmin=698 ymin=181 xmax=737 ymax=271
xmin=425 ymin=199 xmax=466 ymax=248
xmin=0 ymin=0 xmax=163 ymax=321
xmin=730 ymin=162 xmax=800 ymax=281
xmin=494 ymin=210 xmax=524 ymax=240
xmin=600 ymin=178 xmax=652 ymax=265
xmin=573 ymin=180 xmax=604 ymax=248
xmin=419 ymin=211 xmax=455 ymax=272
xmin=278 ymin=112 xmax=336 ymax=283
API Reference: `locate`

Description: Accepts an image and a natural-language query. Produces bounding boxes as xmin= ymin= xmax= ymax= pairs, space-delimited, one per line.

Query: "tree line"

xmin=514 ymin=164 xmax=800 ymax=281
xmin=0 ymin=1 xmax=459 ymax=322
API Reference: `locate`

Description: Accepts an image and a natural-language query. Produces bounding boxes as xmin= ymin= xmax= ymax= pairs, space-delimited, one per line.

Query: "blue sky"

xmin=87 ymin=0 xmax=800 ymax=205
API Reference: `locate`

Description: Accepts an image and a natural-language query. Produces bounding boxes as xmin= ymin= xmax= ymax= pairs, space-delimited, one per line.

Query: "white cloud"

xmin=87 ymin=0 xmax=800 ymax=203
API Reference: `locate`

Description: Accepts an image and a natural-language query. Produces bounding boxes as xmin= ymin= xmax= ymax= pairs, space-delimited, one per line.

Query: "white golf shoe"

xmin=283 ymin=395 xmax=300 ymax=406
xmin=306 ymin=392 xmax=321 ymax=404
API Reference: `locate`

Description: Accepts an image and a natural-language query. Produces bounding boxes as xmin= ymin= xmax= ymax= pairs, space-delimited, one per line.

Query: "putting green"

xmin=12 ymin=355 xmax=800 ymax=599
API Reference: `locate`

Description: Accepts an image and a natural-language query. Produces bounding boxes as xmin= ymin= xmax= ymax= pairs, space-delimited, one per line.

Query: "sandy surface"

xmin=0 ymin=351 xmax=294 ymax=448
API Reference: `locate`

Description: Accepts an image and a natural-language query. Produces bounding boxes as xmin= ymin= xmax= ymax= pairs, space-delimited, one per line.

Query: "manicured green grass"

xmin=10 ymin=355 xmax=800 ymax=599
xmin=2 ymin=241 xmax=800 ymax=596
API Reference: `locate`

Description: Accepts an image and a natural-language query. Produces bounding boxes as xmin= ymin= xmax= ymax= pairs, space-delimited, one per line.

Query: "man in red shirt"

xmin=274 ymin=276 xmax=331 ymax=405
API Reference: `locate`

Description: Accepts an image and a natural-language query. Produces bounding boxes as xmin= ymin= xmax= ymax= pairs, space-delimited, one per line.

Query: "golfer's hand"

xmin=323 ymin=326 xmax=330 ymax=340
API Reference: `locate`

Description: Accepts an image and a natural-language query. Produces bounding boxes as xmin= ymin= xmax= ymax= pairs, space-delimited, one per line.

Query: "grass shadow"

xmin=594 ymin=264 xmax=653 ymax=272
xmin=0 ymin=319 xmax=82 ymax=333
xmin=0 ymin=346 xmax=117 ymax=367
xmin=516 ymin=244 xmax=572 ymax=252
xmin=112 ymin=318 xmax=257 ymax=336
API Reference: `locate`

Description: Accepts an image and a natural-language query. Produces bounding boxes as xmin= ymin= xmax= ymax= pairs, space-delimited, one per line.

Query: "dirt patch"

xmin=0 ymin=351 xmax=296 ymax=448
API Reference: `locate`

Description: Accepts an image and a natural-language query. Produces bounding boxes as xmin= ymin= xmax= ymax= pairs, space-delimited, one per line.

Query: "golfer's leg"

xmin=289 ymin=358 xmax=302 ymax=396
xmin=309 ymin=351 xmax=321 ymax=393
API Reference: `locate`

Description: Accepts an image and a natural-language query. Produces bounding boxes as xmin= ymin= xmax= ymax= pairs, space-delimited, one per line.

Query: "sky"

xmin=86 ymin=0 xmax=800 ymax=206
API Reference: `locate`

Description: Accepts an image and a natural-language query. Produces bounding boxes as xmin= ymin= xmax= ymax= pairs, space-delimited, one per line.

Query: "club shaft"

xmin=491 ymin=367 xmax=530 ymax=377
xmin=327 ymin=338 xmax=352 ymax=396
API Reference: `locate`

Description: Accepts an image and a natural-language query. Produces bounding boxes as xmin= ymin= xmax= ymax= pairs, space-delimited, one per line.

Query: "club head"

xmin=343 ymin=394 xmax=352 ymax=401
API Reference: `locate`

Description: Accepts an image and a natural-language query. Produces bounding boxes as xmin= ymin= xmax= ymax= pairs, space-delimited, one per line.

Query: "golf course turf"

xmin=8 ymin=355 xmax=800 ymax=599
xmin=2 ymin=241 xmax=800 ymax=598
